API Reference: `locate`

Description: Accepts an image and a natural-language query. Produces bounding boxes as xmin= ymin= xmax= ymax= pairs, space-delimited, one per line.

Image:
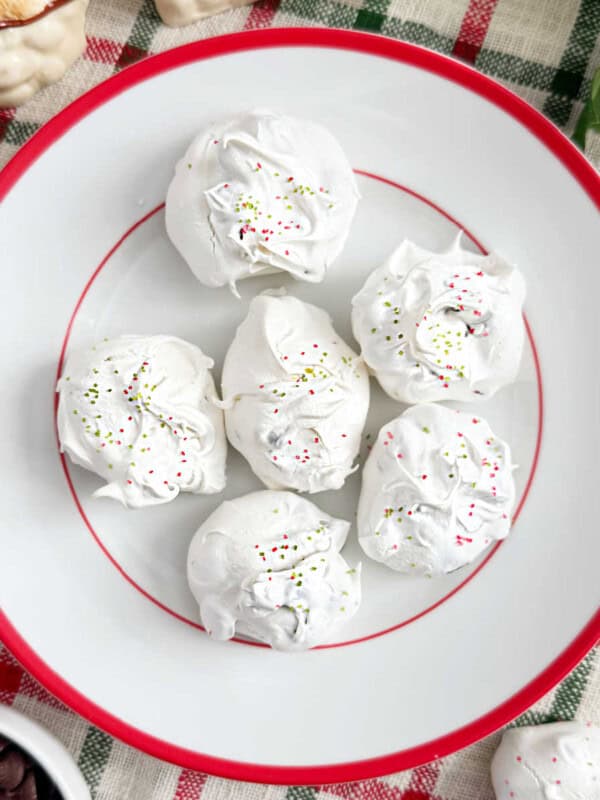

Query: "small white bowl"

xmin=0 ymin=705 xmax=90 ymax=800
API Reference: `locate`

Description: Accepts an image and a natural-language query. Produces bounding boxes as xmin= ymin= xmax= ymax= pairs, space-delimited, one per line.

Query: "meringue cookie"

xmin=222 ymin=293 xmax=370 ymax=493
xmin=165 ymin=110 xmax=359 ymax=292
xmin=351 ymin=237 xmax=526 ymax=403
xmin=491 ymin=723 xmax=600 ymax=800
xmin=357 ymin=404 xmax=515 ymax=575
xmin=187 ymin=490 xmax=361 ymax=651
xmin=57 ymin=335 xmax=227 ymax=509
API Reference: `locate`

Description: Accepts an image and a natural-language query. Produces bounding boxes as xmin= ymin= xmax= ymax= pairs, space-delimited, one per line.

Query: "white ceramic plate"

xmin=0 ymin=29 xmax=598 ymax=785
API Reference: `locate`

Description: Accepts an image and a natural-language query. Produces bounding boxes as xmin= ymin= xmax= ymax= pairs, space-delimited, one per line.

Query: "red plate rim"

xmin=0 ymin=28 xmax=599 ymax=786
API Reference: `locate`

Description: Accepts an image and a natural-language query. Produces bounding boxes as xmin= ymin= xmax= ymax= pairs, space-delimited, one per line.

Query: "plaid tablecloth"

xmin=0 ymin=1 xmax=599 ymax=799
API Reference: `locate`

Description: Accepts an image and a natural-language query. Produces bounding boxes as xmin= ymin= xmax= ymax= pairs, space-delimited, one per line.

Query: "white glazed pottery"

xmin=0 ymin=29 xmax=598 ymax=785
xmin=0 ymin=0 xmax=88 ymax=108
xmin=154 ymin=0 xmax=254 ymax=27
xmin=0 ymin=705 xmax=90 ymax=799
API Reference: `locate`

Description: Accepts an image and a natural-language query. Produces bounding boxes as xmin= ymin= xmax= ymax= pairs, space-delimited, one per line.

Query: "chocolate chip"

xmin=0 ymin=740 xmax=62 ymax=800
xmin=10 ymin=769 xmax=37 ymax=800
xmin=0 ymin=750 xmax=26 ymax=791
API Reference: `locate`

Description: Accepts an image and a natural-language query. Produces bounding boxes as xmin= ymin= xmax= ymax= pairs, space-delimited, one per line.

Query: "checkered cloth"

xmin=0 ymin=1 xmax=598 ymax=799
xmin=1 ymin=0 xmax=599 ymax=167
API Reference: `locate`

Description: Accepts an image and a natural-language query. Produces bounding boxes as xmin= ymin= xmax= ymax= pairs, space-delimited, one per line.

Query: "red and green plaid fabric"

xmin=1 ymin=1 xmax=598 ymax=798
xmin=0 ymin=0 xmax=599 ymax=168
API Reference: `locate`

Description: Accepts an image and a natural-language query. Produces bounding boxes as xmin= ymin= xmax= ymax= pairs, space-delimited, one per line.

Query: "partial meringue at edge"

xmin=351 ymin=236 xmax=526 ymax=403
xmin=57 ymin=335 xmax=227 ymax=509
xmin=222 ymin=292 xmax=370 ymax=493
xmin=187 ymin=490 xmax=361 ymax=651
xmin=491 ymin=722 xmax=600 ymax=800
xmin=166 ymin=110 xmax=360 ymax=292
xmin=358 ymin=404 xmax=515 ymax=576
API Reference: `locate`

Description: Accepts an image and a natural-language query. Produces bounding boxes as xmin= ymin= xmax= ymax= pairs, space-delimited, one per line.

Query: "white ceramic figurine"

xmin=0 ymin=0 xmax=89 ymax=108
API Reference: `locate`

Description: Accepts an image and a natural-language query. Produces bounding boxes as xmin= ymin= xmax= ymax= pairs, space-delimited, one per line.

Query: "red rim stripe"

xmin=0 ymin=609 xmax=598 ymax=784
xmin=52 ymin=170 xmax=543 ymax=651
xmin=1 ymin=29 xmax=599 ymax=785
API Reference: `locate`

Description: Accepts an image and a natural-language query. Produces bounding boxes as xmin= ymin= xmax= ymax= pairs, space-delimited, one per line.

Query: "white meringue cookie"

xmin=351 ymin=237 xmax=526 ymax=403
xmin=187 ymin=490 xmax=361 ymax=651
xmin=57 ymin=335 xmax=227 ymax=509
xmin=491 ymin=723 xmax=600 ymax=800
xmin=222 ymin=293 xmax=370 ymax=493
xmin=357 ymin=404 xmax=515 ymax=575
xmin=165 ymin=110 xmax=359 ymax=292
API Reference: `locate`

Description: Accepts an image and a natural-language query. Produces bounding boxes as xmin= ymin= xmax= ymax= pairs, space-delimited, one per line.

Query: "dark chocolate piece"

xmin=10 ymin=769 xmax=37 ymax=800
xmin=0 ymin=750 xmax=26 ymax=791
xmin=0 ymin=739 xmax=62 ymax=800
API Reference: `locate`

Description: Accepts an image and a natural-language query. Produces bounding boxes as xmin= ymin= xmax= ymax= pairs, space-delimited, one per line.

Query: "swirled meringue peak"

xmin=357 ymin=404 xmax=515 ymax=576
xmin=165 ymin=110 xmax=360 ymax=292
xmin=187 ymin=490 xmax=361 ymax=651
xmin=351 ymin=236 xmax=526 ymax=403
xmin=491 ymin=722 xmax=600 ymax=800
xmin=57 ymin=335 xmax=227 ymax=509
xmin=222 ymin=292 xmax=370 ymax=493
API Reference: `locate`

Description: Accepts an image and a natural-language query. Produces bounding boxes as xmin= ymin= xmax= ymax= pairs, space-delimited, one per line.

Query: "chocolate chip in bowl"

xmin=0 ymin=708 xmax=88 ymax=800
xmin=0 ymin=733 xmax=64 ymax=800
